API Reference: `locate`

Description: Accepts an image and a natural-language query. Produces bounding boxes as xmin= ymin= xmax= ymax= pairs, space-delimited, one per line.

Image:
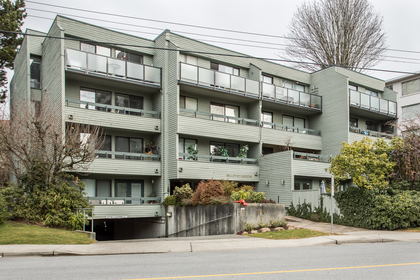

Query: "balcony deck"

xmin=292 ymin=152 xmax=332 ymax=177
xmin=349 ymin=89 xmax=397 ymax=118
xmin=65 ymin=99 xmax=161 ymax=132
xmin=65 ymin=48 xmax=161 ymax=88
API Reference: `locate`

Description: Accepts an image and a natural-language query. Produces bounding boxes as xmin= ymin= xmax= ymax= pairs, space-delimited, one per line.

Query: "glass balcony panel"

xmin=126 ymin=62 xmax=144 ymax=80
xmin=262 ymin=83 xmax=275 ymax=99
xmin=66 ymin=49 xmax=87 ymax=70
xmin=360 ymin=93 xmax=370 ymax=109
xmin=300 ymin=92 xmax=311 ymax=107
xmin=180 ymin=63 xmax=198 ymax=83
xmin=276 ymin=86 xmax=288 ymax=102
xmin=389 ymin=101 xmax=397 ymax=116
xmin=288 ymin=89 xmax=299 ymax=104
xmin=350 ymin=89 xmax=360 ymax=106
xmin=245 ymin=79 xmax=259 ymax=96
xmin=311 ymin=95 xmax=322 ymax=109
xmin=215 ymin=72 xmax=230 ymax=88
xmin=380 ymin=99 xmax=388 ymax=114
xmin=87 ymin=53 xmax=107 ymax=73
xmin=198 ymin=67 xmax=214 ymax=86
xmin=108 ymin=58 xmax=126 ymax=77
xmin=144 ymin=66 xmax=161 ymax=84
xmin=231 ymin=75 xmax=245 ymax=92
xmin=371 ymin=96 xmax=379 ymax=111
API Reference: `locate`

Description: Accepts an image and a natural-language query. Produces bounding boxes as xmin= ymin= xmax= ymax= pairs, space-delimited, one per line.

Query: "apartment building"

xmin=386 ymin=73 xmax=420 ymax=133
xmin=10 ymin=16 xmax=397 ymax=240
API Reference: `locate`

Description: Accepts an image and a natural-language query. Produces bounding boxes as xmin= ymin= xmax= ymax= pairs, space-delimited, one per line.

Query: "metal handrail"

xmin=179 ymin=108 xmax=259 ymax=126
xmin=293 ymin=151 xmax=332 ymax=163
xmin=96 ymin=150 xmax=161 ymax=160
xmin=66 ymin=98 xmax=161 ymax=118
xmin=87 ymin=196 xmax=161 ymax=205
xmin=349 ymin=89 xmax=397 ymax=117
xmin=179 ymin=152 xmax=258 ymax=165
xmin=261 ymin=121 xmax=321 ymax=136
xmin=349 ymin=126 xmax=395 ymax=139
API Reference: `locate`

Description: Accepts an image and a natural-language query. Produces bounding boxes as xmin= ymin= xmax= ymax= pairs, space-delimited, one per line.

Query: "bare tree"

xmin=283 ymin=0 xmax=386 ymax=72
xmin=0 ymin=98 xmax=104 ymax=185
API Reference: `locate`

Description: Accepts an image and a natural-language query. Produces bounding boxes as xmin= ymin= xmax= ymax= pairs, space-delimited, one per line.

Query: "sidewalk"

xmin=1 ymin=217 xmax=420 ymax=258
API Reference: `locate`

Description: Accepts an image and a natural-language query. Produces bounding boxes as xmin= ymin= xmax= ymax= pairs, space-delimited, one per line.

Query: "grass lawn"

xmin=0 ymin=221 xmax=96 ymax=245
xmin=248 ymin=229 xmax=330 ymax=240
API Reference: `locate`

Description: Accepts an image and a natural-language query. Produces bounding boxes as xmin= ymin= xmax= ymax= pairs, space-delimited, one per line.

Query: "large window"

xmin=179 ymin=138 xmax=197 ymax=159
xmin=262 ymin=75 xmax=273 ymax=84
xmin=210 ymin=62 xmax=239 ymax=76
xmin=97 ymin=180 xmax=112 ymax=197
xmin=365 ymin=89 xmax=378 ymax=97
xmin=210 ymin=142 xmax=240 ymax=158
xmin=261 ymin=111 xmax=273 ymax=128
xmin=115 ymin=50 xmax=143 ymax=64
xmin=115 ymin=93 xmax=143 ymax=115
xmin=180 ymin=96 xmax=198 ymax=111
xmin=349 ymin=84 xmax=358 ymax=91
xmin=366 ymin=121 xmax=377 ymax=131
xmin=80 ymin=88 xmax=111 ymax=111
xmin=349 ymin=117 xmax=358 ymax=127
xmin=179 ymin=54 xmax=198 ymax=65
xmin=294 ymin=180 xmax=312 ymax=190
xmin=115 ymin=180 xmax=143 ymax=199
xmin=115 ymin=136 xmax=143 ymax=159
xmin=402 ymin=103 xmax=420 ymax=121
xmin=284 ymin=80 xmax=305 ymax=92
xmin=283 ymin=115 xmax=305 ymax=131
xmin=97 ymin=135 xmax=111 ymax=158
xmin=81 ymin=42 xmax=111 ymax=57
xmin=402 ymin=78 xmax=420 ymax=96
xmin=30 ymin=57 xmax=41 ymax=89
xmin=210 ymin=103 xmax=239 ymax=123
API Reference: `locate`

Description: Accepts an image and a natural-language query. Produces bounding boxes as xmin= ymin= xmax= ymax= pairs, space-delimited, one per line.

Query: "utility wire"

xmin=26 ymin=13 xmax=420 ymax=65
xmin=25 ymin=0 xmax=420 ymax=55
xmin=1 ymin=30 xmax=418 ymax=75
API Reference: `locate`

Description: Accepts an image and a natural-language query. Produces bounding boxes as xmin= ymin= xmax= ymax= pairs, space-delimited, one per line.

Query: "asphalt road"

xmin=2 ymin=242 xmax=420 ymax=280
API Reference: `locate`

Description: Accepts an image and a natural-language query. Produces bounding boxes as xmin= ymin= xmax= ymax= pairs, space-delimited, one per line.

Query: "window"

xmin=294 ymin=180 xmax=312 ymax=190
xmin=179 ymin=54 xmax=198 ymax=65
xmin=80 ymin=88 xmax=112 ymax=111
xmin=262 ymin=146 xmax=274 ymax=155
xmin=30 ymin=57 xmax=41 ymax=89
xmin=115 ymin=136 xmax=143 ymax=159
xmin=115 ymin=50 xmax=143 ymax=64
xmin=402 ymin=104 xmax=420 ymax=121
xmin=366 ymin=121 xmax=377 ymax=131
xmin=179 ymin=138 xmax=197 ymax=159
xmin=97 ymin=180 xmax=112 ymax=197
xmin=402 ymin=78 xmax=420 ymax=96
xmin=180 ymin=96 xmax=198 ymax=111
xmin=210 ymin=62 xmax=239 ymax=76
xmin=97 ymin=135 xmax=111 ymax=158
xmin=261 ymin=111 xmax=273 ymax=128
xmin=365 ymin=89 xmax=378 ymax=97
xmin=115 ymin=180 xmax=143 ymax=199
xmin=210 ymin=142 xmax=240 ymax=158
xmin=284 ymin=80 xmax=305 ymax=92
xmin=81 ymin=179 xmax=96 ymax=197
xmin=210 ymin=103 xmax=239 ymax=123
xmin=262 ymin=75 xmax=273 ymax=84
xmin=115 ymin=93 xmax=143 ymax=115
xmin=386 ymin=85 xmax=393 ymax=91
xmin=283 ymin=115 xmax=305 ymax=131
xmin=349 ymin=117 xmax=358 ymax=127
xmin=349 ymin=84 xmax=358 ymax=91
xmin=81 ymin=42 xmax=111 ymax=57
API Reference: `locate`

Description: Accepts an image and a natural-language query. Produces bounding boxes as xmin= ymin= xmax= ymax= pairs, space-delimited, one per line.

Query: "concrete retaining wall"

xmin=166 ymin=203 xmax=285 ymax=237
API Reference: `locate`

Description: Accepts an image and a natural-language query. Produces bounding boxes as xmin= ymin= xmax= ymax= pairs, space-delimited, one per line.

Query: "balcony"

xmin=65 ymin=48 xmax=161 ymax=88
xmin=88 ymin=196 xmax=161 ymax=205
xmin=179 ymin=62 xmax=260 ymax=97
xmin=293 ymin=152 xmax=332 ymax=163
xmin=65 ymin=99 xmax=161 ymax=132
xmin=261 ymin=121 xmax=321 ymax=136
xmin=261 ymin=82 xmax=322 ymax=111
xmin=179 ymin=109 xmax=260 ymax=142
xmin=85 ymin=151 xmax=161 ymax=176
xmin=349 ymin=89 xmax=397 ymax=117
xmin=178 ymin=153 xmax=259 ymax=182
xmin=349 ymin=126 xmax=395 ymax=139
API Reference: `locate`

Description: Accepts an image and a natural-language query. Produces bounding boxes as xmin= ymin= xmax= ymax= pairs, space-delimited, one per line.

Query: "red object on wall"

xmin=236 ymin=199 xmax=247 ymax=206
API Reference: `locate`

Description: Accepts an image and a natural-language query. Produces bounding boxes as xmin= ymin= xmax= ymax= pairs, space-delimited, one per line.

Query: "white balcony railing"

xmin=349 ymin=89 xmax=397 ymax=117
xmin=178 ymin=153 xmax=258 ymax=165
xmin=261 ymin=82 xmax=322 ymax=110
xmin=96 ymin=150 xmax=160 ymax=161
xmin=179 ymin=108 xmax=259 ymax=126
xmin=65 ymin=48 xmax=161 ymax=87
xmin=261 ymin=121 xmax=321 ymax=136
xmin=179 ymin=62 xmax=260 ymax=97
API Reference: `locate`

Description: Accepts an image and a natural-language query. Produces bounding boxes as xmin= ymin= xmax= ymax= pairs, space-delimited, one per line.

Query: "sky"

xmin=3 ymin=0 xmax=420 ymax=112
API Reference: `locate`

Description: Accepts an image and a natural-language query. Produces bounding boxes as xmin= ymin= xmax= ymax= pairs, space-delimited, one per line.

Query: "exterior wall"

xmin=167 ymin=204 xmax=286 ymax=237
xmin=292 ymin=160 xmax=331 ymax=178
xmin=93 ymin=204 xmax=162 ymax=219
xmin=310 ymin=67 xmax=350 ymax=156
xmin=258 ymin=151 xmax=293 ymax=205
xmin=11 ymin=31 xmax=30 ymax=106
xmin=261 ymin=128 xmax=323 ymax=150
xmin=387 ymin=78 xmax=420 ymax=127
xmin=335 ymin=67 xmax=384 ymax=92
xmin=27 ymin=29 xmax=46 ymax=56
xmin=85 ymin=158 xmax=161 ymax=176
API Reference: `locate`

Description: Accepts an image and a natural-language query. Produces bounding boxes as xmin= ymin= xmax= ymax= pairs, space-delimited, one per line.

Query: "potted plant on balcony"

xmin=237 ymin=145 xmax=249 ymax=163
xmin=187 ymin=144 xmax=198 ymax=160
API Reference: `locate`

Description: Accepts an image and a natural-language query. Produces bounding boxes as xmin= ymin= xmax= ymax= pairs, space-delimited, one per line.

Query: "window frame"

xmin=349 ymin=117 xmax=358 ymax=127
xmin=80 ymin=87 xmax=112 ymax=112
xmin=294 ymin=180 xmax=312 ymax=190
xmin=261 ymin=111 xmax=273 ymax=128
xmin=115 ymin=50 xmax=143 ymax=64
xmin=179 ymin=137 xmax=198 ymax=160
xmin=283 ymin=115 xmax=305 ymax=129
xmin=210 ymin=102 xmax=240 ymax=123
xmin=210 ymin=141 xmax=240 ymax=158
xmin=210 ymin=62 xmax=239 ymax=76
xmin=262 ymin=74 xmax=273 ymax=84
xmin=180 ymin=96 xmax=198 ymax=111
xmin=402 ymin=78 xmax=420 ymax=96
xmin=115 ymin=93 xmax=144 ymax=115
xmin=115 ymin=136 xmax=143 ymax=159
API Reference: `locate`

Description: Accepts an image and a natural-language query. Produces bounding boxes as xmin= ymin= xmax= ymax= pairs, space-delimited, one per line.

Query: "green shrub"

xmin=221 ymin=180 xmax=238 ymax=197
xmin=286 ymin=201 xmax=313 ymax=220
xmin=268 ymin=219 xmax=287 ymax=228
xmin=243 ymin=222 xmax=255 ymax=232
xmin=250 ymin=191 xmax=266 ymax=203
xmin=0 ymin=191 xmax=7 ymax=224
xmin=192 ymin=179 xmax=224 ymax=206
xmin=163 ymin=195 xmax=177 ymax=206
xmin=230 ymin=190 xmax=252 ymax=201
xmin=173 ymin=184 xmax=193 ymax=204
